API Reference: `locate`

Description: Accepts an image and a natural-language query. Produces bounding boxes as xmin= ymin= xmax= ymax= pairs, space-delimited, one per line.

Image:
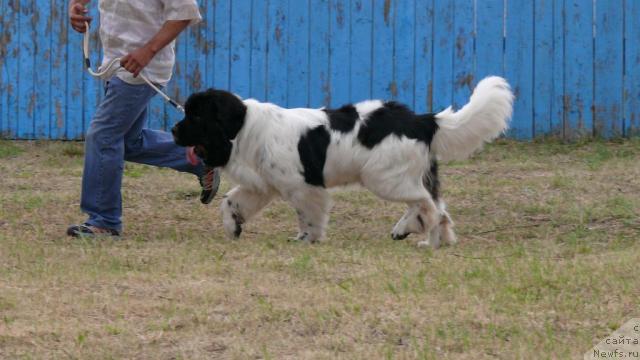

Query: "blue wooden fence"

xmin=0 ymin=0 xmax=638 ymax=140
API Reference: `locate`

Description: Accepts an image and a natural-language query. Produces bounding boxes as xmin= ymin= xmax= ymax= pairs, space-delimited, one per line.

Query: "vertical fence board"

xmin=186 ymin=3 xmax=207 ymax=94
xmin=594 ymin=0 xmax=623 ymax=138
xmin=533 ymin=0 xmax=554 ymax=137
xmin=414 ymin=0 xmax=434 ymax=113
xmin=432 ymin=0 xmax=454 ymax=111
xmin=50 ymin=4 xmax=66 ymax=139
xmin=288 ymin=0 xmax=310 ymax=107
xmin=67 ymin=9 xmax=84 ymax=139
xmin=564 ymin=0 xmax=594 ymax=139
xmin=18 ymin=0 xmax=35 ymax=139
xmin=394 ymin=0 xmax=415 ymax=107
xmin=372 ymin=0 xmax=395 ymax=101
xmin=551 ymin=0 xmax=565 ymax=136
xmin=350 ymin=0 xmax=373 ymax=104
xmin=3 ymin=0 xmax=19 ymax=138
xmin=0 ymin=0 xmax=5 ymax=135
xmin=329 ymin=0 xmax=350 ymax=107
xmin=214 ymin=0 xmax=231 ymax=90
xmin=34 ymin=0 xmax=52 ymax=138
xmin=452 ymin=0 xmax=474 ymax=110
xmin=475 ymin=0 xmax=504 ymax=81
xmin=267 ymin=0 xmax=288 ymax=105
xmin=624 ymin=0 xmax=640 ymax=136
xmin=309 ymin=0 xmax=330 ymax=107
xmin=505 ymin=0 xmax=534 ymax=139
xmin=230 ymin=0 xmax=252 ymax=99
xmin=250 ymin=0 xmax=268 ymax=101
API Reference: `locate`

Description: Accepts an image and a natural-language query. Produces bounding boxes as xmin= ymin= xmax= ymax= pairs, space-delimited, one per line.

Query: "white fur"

xmin=219 ymin=77 xmax=513 ymax=247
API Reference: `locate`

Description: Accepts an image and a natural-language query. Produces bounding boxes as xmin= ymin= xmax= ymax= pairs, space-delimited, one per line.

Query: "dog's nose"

xmin=171 ymin=126 xmax=178 ymax=136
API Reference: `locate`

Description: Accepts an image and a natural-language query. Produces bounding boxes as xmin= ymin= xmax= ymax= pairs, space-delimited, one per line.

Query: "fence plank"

xmin=625 ymin=0 xmax=640 ymax=136
xmin=67 ymin=9 xmax=84 ymax=139
xmin=3 ymin=0 xmax=19 ymax=138
xmin=551 ymin=0 xmax=565 ymax=137
xmin=267 ymin=0 xmax=288 ymax=105
xmin=0 ymin=0 xmax=5 ymax=136
xmin=329 ymin=0 xmax=350 ymax=107
xmin=414 ymin=0 xmax=434 ymax=113
xmin=564 ymin=0 xmax=594 ymax=139
xmin=475 ymin=0 xmax=504 ymax=81
xmin=350 ymin=0 xmax=373 ymax=104
xmin=230 ymin=0 xmax=252 ymax=99
xmin=49 ymin=3 xmax=66 ymax=139
xmin=372 ymin=0 xmax=395 ymax=101
xmin=214 ymin=0 xmax=231 ymax=91
xmin=533 ymin=0 xmax=553 ymax=138
xmin=594 ymin=0 xmax=624 ymax=138
xmin=250 ymin=0 xmax=268 ymax=101
xmin=34 ymin=0 xmax=52 ymax=138
xmin=452 ymin=0 xmax=474 ymax=110
xmin=431 ymin=0 xmax=454 ymax=111
xmin=395 ymin=0 xmax=415 ymax=107
xmin=288 ymin=0 xmax=310 ymax=107
xmin=18 ymin=0 xmax=36 ymax=139
xmin=504 ymin=0 xmax=534 ymax=139
xmin=309 ymin=0 xmax=330 ymax=107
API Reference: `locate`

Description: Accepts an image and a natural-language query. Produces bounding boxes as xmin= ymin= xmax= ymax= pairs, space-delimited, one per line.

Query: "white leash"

xmin=82 ymin=22 xmax=185 ymax=113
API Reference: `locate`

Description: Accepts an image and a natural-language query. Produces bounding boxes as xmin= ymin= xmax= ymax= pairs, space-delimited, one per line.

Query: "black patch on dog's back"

xmin=423 ymin=159 xmax=440 ymax=201
xmin=298 ymin=126 xmax=331 ymax=187
xmin=324 ymin=104 xmax=359 ymax=133
xmin=357 ymin=101 xmax=439 ymax=148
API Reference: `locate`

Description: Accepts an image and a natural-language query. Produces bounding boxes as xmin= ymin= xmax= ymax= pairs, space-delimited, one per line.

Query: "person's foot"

xmin=199 ymin=166 xmax=221 ymax=204
xmin=67 ymin=223 xmax=120 ymax=238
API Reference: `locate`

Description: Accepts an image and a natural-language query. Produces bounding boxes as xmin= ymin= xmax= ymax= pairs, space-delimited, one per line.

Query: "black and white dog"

xmin=172 ymin=76 xmax=513 ymax=248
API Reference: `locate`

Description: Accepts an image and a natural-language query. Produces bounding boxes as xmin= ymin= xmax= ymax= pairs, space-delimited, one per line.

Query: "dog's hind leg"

xmin=283 ymin=187 xmax=332 ymax=243
xmin=221 ymin=186 xmax=275 ymax=238
xmin=390 ymin=198 xmax=441 ymax=247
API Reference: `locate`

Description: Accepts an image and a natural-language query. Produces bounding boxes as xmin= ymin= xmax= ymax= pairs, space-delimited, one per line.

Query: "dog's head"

xmin=172 ymin=89 xmax=247 ymax=167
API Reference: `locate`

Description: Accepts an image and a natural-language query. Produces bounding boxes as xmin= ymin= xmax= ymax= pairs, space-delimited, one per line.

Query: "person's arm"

xmin=68 ymin=0 xmax=92 ymax=33
xmin=120 ymin=19 xmax=191 ymax=78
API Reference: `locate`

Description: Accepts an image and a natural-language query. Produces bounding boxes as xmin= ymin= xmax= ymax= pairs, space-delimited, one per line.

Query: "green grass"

xmin=0 ymin=139 xmax=639 ymax=359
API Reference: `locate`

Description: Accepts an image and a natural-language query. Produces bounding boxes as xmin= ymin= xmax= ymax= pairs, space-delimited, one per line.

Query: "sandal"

xmin=67 ymin=223 xmax=120 ymax=238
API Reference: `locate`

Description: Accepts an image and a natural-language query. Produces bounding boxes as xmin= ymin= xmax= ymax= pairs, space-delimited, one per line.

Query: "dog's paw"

xmin=391 ymin=231 xmax=409 ymax=240
xmin=221 ymin=204 xmax=244 ymax=239
xmin=391 ymin=222 xmax=410 ymax=240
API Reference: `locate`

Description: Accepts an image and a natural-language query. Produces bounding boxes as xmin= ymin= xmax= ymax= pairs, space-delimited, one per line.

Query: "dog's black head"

xmin=172 ymin=89 xmax=247 ymax=167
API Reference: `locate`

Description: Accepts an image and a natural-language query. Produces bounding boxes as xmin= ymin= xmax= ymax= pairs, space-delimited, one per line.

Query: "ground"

xmin=0 ymin=139 xmax=638 ymax=359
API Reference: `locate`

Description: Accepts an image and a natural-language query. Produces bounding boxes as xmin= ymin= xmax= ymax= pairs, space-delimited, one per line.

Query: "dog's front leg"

xmin=221 ymin=186 xmax=275 ymax=239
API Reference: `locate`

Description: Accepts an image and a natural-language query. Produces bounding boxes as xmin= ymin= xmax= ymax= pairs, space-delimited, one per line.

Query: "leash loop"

xmin=82 ymin=21 xmax=185 ymax=113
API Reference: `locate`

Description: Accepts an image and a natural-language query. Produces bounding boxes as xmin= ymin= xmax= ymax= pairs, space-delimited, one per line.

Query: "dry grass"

xmin=0 ymin=139 xmax=639 ymax=359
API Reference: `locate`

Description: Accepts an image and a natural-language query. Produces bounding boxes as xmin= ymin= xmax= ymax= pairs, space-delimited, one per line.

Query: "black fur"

xmin=297 ymin=126 xmax=331 ymax=187
xmin=423 ymin=159 xmax=440 ymax=202
xmin=324 ymin=104 xmax=359 ymax=133
xmin=357 ymin=101 xmax=439 ymax=149
xmin=172 ymin=89 xmax=247 ymax=167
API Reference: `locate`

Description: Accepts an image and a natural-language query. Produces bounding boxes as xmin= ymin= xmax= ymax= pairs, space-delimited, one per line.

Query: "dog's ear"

xmin=207 ymin=90 xmax=247 ymax=140
xmin=201 ymin=120 xmax=233 ymax=167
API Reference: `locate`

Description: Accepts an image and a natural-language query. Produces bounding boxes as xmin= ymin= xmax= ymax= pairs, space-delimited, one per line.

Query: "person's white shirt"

xmin=98 ymin=0 xmax=201 ymax=85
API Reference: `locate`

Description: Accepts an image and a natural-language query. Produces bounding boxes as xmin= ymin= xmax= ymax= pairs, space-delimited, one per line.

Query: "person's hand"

xmin=120 ymin=46 xmax=156 ymax=78
xmin=69 ymin=0 xmax=92 ymax=33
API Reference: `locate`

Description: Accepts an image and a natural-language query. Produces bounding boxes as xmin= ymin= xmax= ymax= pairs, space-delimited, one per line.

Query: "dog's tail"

xmin=431 ymin=76 xmax=514 ymax=162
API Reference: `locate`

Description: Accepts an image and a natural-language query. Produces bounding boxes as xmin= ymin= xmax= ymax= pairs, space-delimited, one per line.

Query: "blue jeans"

xmin=81 ymin=77 xmax=203 ymax=232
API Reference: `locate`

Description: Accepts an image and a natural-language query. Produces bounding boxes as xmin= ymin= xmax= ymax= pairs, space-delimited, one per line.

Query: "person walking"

xmin=67 ymin=0 xmax=219 ymax=237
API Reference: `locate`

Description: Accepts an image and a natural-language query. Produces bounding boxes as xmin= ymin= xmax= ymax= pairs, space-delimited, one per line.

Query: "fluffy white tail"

xmin=431 ymin=76 xmax=514 ymax=162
